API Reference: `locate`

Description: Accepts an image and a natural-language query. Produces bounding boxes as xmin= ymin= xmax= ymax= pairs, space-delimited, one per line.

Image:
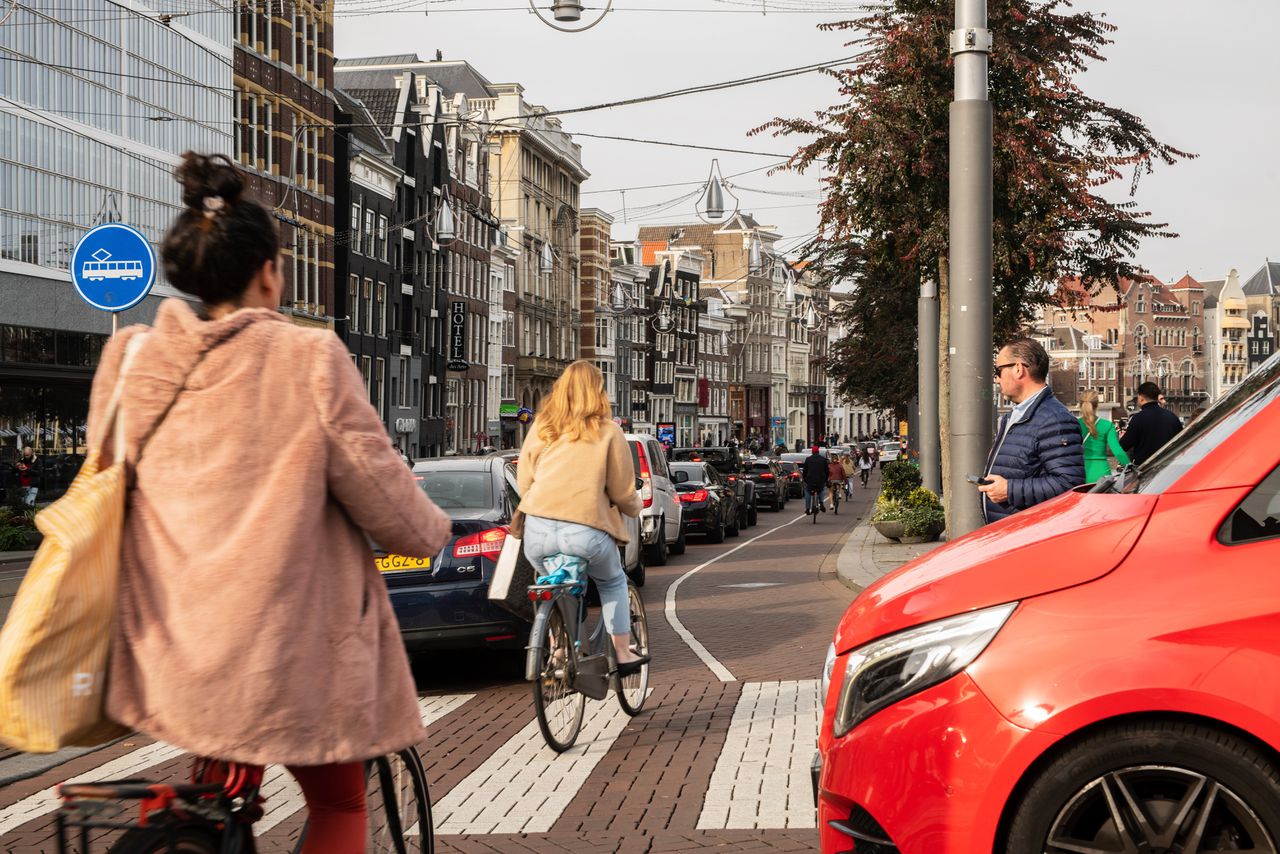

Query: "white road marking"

xmin=696 ymin=680 xmax=821 ymax=830
xmin=0 ymin=740 xmax=185 ymax=837
xmin=433 ymin=690 xmax=649 ymax=835
xmin=665 ymin=512 xmax=809 ymax=682
xmin=719 ymin=582 xmax=784 ymax=589
xmin=255 ymin=693 xmax=475 ymax=833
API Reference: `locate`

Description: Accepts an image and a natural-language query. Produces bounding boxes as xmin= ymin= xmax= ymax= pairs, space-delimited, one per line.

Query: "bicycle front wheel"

xmin=532 ymin=603 xmax=585 ymax=752
xmin=367 ymin=748 xmax=433 ymax=854
xmin=616 ymin=582 xmax=650 ymax=716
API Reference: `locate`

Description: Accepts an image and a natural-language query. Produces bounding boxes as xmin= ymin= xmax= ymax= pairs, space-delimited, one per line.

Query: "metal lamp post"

xmin=946 ymin=0 xmax=994 ymax=535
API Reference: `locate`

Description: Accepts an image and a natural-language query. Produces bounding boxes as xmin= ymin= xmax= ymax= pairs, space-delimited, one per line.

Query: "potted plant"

xmin=899 ymin=487 xmax=945 ymax=543
xmin=870 ymin=495 xmax=906 ymax=541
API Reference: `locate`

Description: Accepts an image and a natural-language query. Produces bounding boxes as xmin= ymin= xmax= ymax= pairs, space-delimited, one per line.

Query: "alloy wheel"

xmin=1045 ymin=764 xmax=1277 ymax=853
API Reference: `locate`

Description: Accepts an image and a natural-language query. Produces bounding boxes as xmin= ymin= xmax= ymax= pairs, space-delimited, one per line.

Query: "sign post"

xmin=70 ymin=223 xmax=157 ymax=335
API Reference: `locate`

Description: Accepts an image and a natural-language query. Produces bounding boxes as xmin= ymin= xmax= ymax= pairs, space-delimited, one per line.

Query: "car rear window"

xmin=779 ymin=462 xmax=797 ymax=473
xmin=670 ymin=462 xmax=708 ymax=482
xmin=417 ymin=471 xmax=493 ymax=510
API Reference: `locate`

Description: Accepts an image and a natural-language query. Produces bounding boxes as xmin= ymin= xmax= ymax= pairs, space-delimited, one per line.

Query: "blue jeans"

xmin=803 ymin=484 xmax=827 ymax=513
xmin=522 ymin=516 xmax=629 ymax=635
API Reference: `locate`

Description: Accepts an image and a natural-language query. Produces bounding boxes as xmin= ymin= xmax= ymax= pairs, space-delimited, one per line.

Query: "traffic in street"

xmin=0 ymin=475 xmax=874 ymax=853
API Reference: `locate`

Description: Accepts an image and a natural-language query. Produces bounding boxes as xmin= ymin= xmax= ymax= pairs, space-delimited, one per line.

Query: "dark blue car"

xmin=379 ymin=457 xmax=529 ymax=652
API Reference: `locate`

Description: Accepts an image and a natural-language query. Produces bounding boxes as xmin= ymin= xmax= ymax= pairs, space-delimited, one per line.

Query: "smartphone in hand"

xmin=966 ymin=474 xmax=993 ymax=486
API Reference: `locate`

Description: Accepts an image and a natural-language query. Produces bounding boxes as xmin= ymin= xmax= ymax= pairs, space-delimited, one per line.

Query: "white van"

xmin=626 ymin=434 xmax=686 ymax=567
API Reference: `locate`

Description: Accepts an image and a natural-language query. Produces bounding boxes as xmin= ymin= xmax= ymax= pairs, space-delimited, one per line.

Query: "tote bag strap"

xmin=98 ymin=333 xmax=150 ymax=466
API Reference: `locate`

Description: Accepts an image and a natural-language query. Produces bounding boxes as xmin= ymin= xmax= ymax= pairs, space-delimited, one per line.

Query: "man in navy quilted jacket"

xmin=978 ymin=337 xmax=1085 ymax=524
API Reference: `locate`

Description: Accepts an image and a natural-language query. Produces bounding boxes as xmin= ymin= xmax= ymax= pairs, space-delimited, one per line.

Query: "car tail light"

xmin=759 ymin=472 xmax=774 ymax=479
xmin=454 ymin=526 xmax=508 ymax=559
xmin=680 ymin=489 xmax=709 ymax=503
xmin=635 ymin=443 xmax=654 ymax=508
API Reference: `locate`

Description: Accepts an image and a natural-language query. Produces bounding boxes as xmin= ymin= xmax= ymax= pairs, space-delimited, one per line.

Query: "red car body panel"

xmin=819 ymin=384 xmax=1280 ymax=853
xmin=833 ymin=490 xmax=1157 ymax=653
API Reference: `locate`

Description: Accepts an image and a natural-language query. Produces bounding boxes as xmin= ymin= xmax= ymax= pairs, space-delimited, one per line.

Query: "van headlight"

xmin=832 ymin=602 xmax=1017 ymax=737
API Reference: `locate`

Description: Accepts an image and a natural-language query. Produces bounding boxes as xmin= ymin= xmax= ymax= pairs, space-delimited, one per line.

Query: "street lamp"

xmin=697 ymin=159 xmax=739 ymax=224
xmin=529 ymin=0 xmax=615 ymax=32
xmin=435 ymin=196 xmax=456 ymax=243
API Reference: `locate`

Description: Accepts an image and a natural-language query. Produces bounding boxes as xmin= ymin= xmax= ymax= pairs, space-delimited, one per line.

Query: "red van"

xmin=816 ymin=353 xmax=1280 ymax=853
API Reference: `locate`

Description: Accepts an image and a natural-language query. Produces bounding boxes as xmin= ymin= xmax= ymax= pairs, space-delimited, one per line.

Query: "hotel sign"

xmin=447 ymin=300 xmax=468 ymax=371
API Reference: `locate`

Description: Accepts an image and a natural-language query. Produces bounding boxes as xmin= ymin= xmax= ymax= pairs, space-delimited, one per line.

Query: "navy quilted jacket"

xmin=981 ymin=388 xmax=1086 ymax=524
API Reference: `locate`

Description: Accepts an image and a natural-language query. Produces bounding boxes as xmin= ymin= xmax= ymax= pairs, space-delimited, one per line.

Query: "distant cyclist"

xmin=801 ymin=445 xmax=829 ymax=514
xmin=857 ymin=448 xmax=873 ymax=487
xmin=839 ymin=453 xmax=856 ymax=497
xmin=516 ymin=361 xmax=648 ymax=675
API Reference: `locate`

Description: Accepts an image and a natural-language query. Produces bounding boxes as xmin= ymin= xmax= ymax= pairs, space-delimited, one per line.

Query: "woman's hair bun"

xmin=175 ymin=151 xmax=244 ymax=211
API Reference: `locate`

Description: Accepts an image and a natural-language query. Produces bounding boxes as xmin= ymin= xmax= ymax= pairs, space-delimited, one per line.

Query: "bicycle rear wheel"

xmin=108 ymin=815 xmax=225 ymax=853
xmin=367 ymin=748 xmax=433 ymax=854
xmin=616 ymin=582 xmax=649 ymax=716
xmin=532 ymin=603 xmax=585 ymax=752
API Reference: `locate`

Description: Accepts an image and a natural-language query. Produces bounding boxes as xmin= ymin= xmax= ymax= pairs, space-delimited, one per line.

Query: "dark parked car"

xmin=778 ymin=461 xmax=804 ymax=498
xmin=669 ymin=461 xmax=741 ymax=544
xmin=747 ymin=458 xmax=787 ymax=511
xmin=672 ymin=447 xmax=757 ymax=528
xmin=382 ymin=457 xmax=642 ymax=654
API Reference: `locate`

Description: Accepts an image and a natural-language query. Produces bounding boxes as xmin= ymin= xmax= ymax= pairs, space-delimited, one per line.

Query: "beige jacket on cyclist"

xmin=87 ymin=299 xmax=451 ymax=766
xmin=516 ymin=421 xmax=643 ymax=543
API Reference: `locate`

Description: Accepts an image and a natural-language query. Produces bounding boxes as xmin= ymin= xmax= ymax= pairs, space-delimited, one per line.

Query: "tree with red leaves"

xmin=755 ymin=0 xmax=1191 ymax=414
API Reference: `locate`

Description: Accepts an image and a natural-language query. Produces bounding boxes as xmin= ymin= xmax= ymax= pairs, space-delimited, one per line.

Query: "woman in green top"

xmin=1078 ymin=389 xmax=1130 ymax=483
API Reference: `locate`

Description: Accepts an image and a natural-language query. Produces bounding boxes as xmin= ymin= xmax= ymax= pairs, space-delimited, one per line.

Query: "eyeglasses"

xmin=993 ymin=362 xmax=1023 ymax=378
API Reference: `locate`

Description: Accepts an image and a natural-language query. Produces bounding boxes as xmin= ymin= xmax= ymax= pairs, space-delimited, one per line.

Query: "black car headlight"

xmin=832 ymin=602 xmax=1017 ymax=737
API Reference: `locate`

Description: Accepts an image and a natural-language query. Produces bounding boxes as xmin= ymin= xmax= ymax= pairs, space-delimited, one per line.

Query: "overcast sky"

xmin=336 ymin=0 xmax=1279 ymax=283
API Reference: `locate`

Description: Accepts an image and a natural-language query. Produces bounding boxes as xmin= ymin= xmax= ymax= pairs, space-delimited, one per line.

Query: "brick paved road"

xmin=0 ymin=488 xmax=874 ymax=853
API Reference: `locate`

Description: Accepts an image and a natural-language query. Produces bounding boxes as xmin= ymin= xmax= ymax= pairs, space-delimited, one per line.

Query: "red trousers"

xmin=287 ymin=761 xmax=367 ymax=853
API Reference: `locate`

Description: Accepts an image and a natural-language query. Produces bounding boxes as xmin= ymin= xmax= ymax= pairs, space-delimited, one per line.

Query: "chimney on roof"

xmin=435 ymin=50 xmax=443 ymax=61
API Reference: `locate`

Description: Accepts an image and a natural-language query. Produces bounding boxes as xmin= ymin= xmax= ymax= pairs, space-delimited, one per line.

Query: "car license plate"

xmin=377 ymin=555 xmax=431 ymax=572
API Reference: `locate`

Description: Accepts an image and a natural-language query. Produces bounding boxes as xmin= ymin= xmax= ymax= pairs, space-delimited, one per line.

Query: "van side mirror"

xmin=673 ymin=470 xmax=689 ymax=484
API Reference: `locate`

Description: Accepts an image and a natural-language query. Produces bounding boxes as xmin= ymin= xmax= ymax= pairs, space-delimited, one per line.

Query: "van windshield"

xmin=1106 ymin=351 xmax=1280 ymax=495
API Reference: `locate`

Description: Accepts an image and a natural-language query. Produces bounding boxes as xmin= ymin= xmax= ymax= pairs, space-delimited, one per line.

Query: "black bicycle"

xmin=56 ymin=748 xmax=432 ymax=854
xmin=525 ymin=556 xmax=650 ymax=752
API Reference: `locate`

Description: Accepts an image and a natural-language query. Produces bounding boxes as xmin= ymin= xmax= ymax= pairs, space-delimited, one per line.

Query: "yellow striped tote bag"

xmin=0 ymin=335 xmax=146 ymax=752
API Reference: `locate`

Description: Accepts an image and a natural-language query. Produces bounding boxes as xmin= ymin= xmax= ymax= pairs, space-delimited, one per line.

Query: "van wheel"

xmin=1004 ymin=720 xmax=1280 ymax=854
xmin=646 ymin=520 xmax=669 ymax=567
xmin=669 ymin=525 xmax=687 ymax=556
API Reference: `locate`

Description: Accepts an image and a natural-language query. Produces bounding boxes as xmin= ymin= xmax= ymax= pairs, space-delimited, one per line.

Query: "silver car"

xmin=626 ymin=433 xmax=685 ymax=568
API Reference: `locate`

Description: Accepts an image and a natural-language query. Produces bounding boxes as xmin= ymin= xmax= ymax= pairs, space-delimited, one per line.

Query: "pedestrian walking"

xmin=1078 ymin=390 xmax=1129 ymax=484
xmin=801 ymin=445 xmax=828 ymax=515
xmin=1120 ymin=382 xmax=1183 ymax=466
xmin=13 ymin=446 xmax=40 ymax=506
xmin=978 ymin=337 xmax=1085 ymax=524
xmin=84 ymin=152 xmax=453 ymax=852
xmin=857 ymin=448 xmax=873 ymax=488
xmin=516 ymin=361 xmax=647 ymax=674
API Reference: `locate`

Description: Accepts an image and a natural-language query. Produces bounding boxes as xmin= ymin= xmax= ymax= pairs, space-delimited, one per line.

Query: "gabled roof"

xmin=420 ymin=62 xmax=497 ymax=100
xmin=1243 ymin=260 xmax=1280 ymax=297
xmin=334 ymin=68 xmax=402 ymax=92
xmin=345 ymin=88 xmax=401 ymax=132
xmin=337 ymin=54 xmax=421 ymax=68
xmin=1045 ymin=326 xmax=1113 ymax=352
xmin=1168 ymin=273 xmax=1204 ymax=291
xmin=334 ymin=88 xmax=390 ymax=155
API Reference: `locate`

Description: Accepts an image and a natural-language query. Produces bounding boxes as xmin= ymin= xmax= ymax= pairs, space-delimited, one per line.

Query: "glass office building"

xmin=0 ymin=2 xmax=231 ymax=503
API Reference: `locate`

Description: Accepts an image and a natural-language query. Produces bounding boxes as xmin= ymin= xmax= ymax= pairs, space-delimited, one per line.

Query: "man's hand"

xmin=977 ymin=474 xmax=1009 ymax=504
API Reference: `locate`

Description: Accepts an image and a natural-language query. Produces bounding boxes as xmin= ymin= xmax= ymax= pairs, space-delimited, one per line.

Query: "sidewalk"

xmin=835 ymin=519 xmax=944 ymax=594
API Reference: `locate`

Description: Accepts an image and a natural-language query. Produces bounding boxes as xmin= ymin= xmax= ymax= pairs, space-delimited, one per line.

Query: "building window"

xmin=375 ymin=282 xmax=386 ymax=336
xmin=351 ymin=202 xmax=362 ymax=255
xmin=373 ymin=358 xmax=386 ymax=414
xmin=360 ymin=355 xmax=372 ymax=397
xmin=377 ymin=215 xmax=388 ymax=262
xmin=363 ymin=209 xmax=375 ymax=257
xmin=363 ymin=279 xmax=374 ymax=334
xmin=397 ymin=356 xmax=409 ymax=407
xmin=501 ymin=364 xmax=515 ymax=399
xmin=348 ymin=275 xmax=360 ymax=333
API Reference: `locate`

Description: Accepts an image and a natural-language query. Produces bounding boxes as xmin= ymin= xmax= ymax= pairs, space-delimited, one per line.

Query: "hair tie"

xmin=203 ymin=196 xmax=226 ymax=219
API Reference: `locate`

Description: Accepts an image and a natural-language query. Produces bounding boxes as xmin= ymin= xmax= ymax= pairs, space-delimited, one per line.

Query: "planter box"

xmin=872 ymin=520 xmax=905 ymax=541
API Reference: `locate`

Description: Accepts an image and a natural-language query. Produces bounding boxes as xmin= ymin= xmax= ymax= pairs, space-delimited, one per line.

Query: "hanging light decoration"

xmin=529 ymin=0 xmax=614 ymax=32
xmin=539 ymin=242 xmax=554 ymax=274
xmin=697 ymin=160 xmax=739 ymax=224
xmin=748 ymin=237 xmax=763 ymax=273
xmin=612 ymin=281 xmax=628 ymax=311
xmin=805 ymin=302 xmax=819 ymax=331
xmin=783 ymin=270 xmax=796 ymax=307
xmin=653 ymin=303 xmax=675 ymax=333
xmin=436 ymin=196 xmax=456 ymax=243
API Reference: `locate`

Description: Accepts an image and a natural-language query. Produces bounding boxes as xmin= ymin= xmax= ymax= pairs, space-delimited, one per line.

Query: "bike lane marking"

xmin=664 ymin=512 xmax=810 ymax=682
xmin=255 ymin=693 xmax=476 ymax=833
xmin=432 ymin=689 xmax=651 ymax=835
xmin=696 ymin=679 xmax=821 ymax=830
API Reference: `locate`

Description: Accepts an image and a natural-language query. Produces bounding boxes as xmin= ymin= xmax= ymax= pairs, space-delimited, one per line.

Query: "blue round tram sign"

xmin=70 ymin=223 xmax=157 ymax=312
